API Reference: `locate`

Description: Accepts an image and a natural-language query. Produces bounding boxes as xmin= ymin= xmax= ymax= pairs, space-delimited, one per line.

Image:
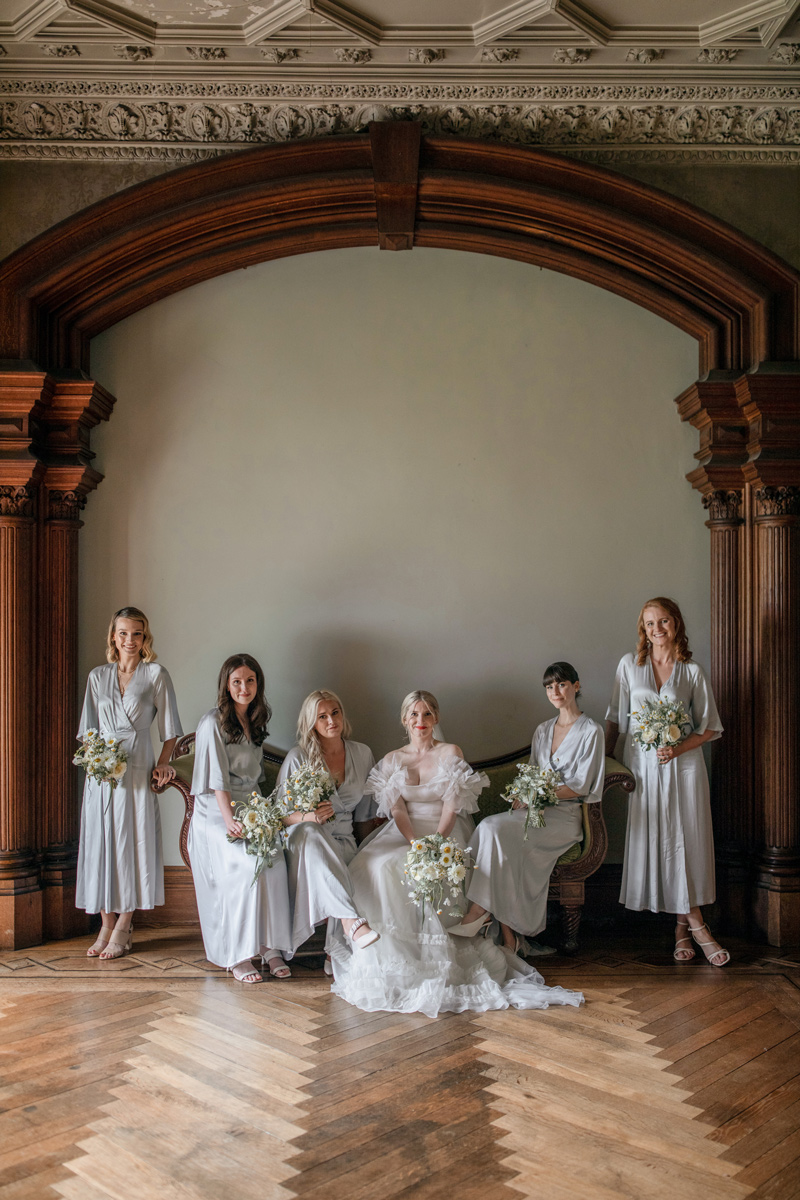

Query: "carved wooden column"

xmin=0 ymin=366 xmax=111 ymax=948
xmin=739 ymin=369 xmax=800 ymax=946
xmin=701 ymin=487 xmax=751 ymax=930
xmin=38 ymin=377 xmax=111 ymax=940
xmin=750 ymin=485 xmax=800 ymax=945
xmin=0 ymin=477 xmax=41 ymax=947
xmin=677 ymin=377 xmax=751 ymax=933
xmin=0 ymin=362 xmax=48 ymax=947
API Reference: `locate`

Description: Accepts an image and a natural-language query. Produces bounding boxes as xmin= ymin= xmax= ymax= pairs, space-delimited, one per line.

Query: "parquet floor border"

xmin=0 ymin=932 xmax=798 ymax=1200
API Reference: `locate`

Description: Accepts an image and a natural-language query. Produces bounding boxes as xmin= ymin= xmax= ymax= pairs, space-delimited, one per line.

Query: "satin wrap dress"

xmin=76 ymin=661 xmax=183 ymax=914
xmin=189 ymin=709 xmax=292 ymax=969
xmin=607 ymin=654 xmax=722 ymax=913
xmin=467 ymin=713 xmax=605 ymax=936
xmin=329 ymin=752 xmax=584 ymax=1018
xmin=277 ymin=741 xmax=376 ymax=952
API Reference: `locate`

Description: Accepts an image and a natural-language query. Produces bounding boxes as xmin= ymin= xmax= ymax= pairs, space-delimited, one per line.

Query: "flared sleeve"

xmin=434 ymin=754 xmax=489 ymax=815
xmin=153 ymin=665 xmax=183 ymax=742
xmin=77 ymin=669 xmax=100 ymax=739
xmin=276 ymin=745 xmax=304 ymax=790
xmin=366 ymin=754 xmax=409 ymax=820
xmin=606 ymin=653 xmax=633 ymax=733
xmin=191 ymin=710 xmax=231 ymax=795
xmin=559 ymin=719 xmax=606 ymax=804
xmin=689 ymin=665 xmax=723 ymax=742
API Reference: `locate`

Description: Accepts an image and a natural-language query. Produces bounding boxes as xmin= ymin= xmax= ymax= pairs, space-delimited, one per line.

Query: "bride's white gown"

xmin=328 ymin=753 xmax=584 ymax=1018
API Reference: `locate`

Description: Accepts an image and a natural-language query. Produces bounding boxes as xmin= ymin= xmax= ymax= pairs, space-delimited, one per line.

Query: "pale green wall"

xmin=86 ymin=246 xmax=700 ymax=864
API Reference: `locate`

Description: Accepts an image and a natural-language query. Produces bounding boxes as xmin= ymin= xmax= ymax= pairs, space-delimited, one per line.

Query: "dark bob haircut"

xmin=542 ymin=661 xmax=581 ymax=697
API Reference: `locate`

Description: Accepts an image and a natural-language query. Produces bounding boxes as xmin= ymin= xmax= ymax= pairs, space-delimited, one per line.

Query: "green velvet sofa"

xmin=156 ymin=735 xmax=633 ymax=953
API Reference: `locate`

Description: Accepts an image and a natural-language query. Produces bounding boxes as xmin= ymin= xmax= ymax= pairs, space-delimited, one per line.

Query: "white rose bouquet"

xmin=228 ymin=789 xmax=285 ymax=882
xmin=632 ymin=698 xmax=691 ymax=753
xmin=502 ymin=762 xmax=562 ymax=838
xmin=277 ymin=762 xmax=336 ymax=822
xmin=404 ymin=833 xmax=469 ymax=917
xmin=73 ymin=729 xmax=129 ymax=789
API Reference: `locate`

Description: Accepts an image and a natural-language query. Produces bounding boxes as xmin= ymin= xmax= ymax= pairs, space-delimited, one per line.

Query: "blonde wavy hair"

xmin=635 ymin=596 xmax=693 ymax=666
xmin=297 ymin=690 xmax=352 ymax=774
xmin=105 ymin=606 xmax=157 ymax=663
xmin=400 ymin=690 xmax=440 ymax=732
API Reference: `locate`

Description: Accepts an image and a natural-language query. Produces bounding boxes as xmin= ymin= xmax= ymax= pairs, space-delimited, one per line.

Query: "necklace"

xmin=117 ymin=663 xmax=136 ymax=696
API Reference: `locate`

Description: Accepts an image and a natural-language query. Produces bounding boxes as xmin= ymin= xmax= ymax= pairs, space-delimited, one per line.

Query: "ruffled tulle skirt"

xmin=329 ymin=806 xmax=583 ymax=1019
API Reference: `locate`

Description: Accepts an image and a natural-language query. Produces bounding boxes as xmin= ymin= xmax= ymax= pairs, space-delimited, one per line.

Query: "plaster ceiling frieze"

xmin=1 ymin=78 xmax=799 ymax=162
xmin=625 ymin=49 xmax=664 ymax=65
xmin=113 ymin=44 xmax=153 ymax=61
xmin=770 ymin=41 xmax=800 ymax=61
xmin=261 ymin=47 xmax=303 ymax=63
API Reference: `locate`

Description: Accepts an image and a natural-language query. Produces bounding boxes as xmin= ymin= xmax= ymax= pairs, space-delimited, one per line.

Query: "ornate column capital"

xmin=702 ymin=488 xmax=744 ymax=525
xmin=0 ymin=483 xmax=37 ymax=518
xmin=754 ymin=485 xmax=800 ymax=519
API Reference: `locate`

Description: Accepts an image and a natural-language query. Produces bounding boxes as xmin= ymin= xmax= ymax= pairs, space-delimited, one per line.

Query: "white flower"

xmin=641 ymin=728 xmax=657 ymax=743
xmin=666 ymin=724 xmax=682 ymax=743
xmin=110 ymin=760 xmax=127 ymax=780
xmin=449 ymin=864 xmax=466 ymax=883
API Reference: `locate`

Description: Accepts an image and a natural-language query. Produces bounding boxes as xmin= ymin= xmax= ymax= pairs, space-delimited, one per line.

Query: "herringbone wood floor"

xmin=1 ymin=930 xmax=799 ymax=1199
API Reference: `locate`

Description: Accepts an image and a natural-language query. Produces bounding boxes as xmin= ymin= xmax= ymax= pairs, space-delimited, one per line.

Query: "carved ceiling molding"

xmin=1 ymin=92 xmax=799 ymax=159
xmin=3 ymin=79 xmax=799 ymax=102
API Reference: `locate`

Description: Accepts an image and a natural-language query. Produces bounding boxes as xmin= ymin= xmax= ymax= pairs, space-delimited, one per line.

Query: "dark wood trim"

xmin=1 ymin=130 xmax=797 ymax=373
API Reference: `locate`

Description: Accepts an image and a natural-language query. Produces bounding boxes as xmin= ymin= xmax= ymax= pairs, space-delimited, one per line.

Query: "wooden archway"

xmin=1 ymin=124 xmax=799 ymax=947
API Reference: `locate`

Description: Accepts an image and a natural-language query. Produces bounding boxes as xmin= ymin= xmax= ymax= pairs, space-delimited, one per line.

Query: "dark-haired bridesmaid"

xmin=77 ymin=606 xmax=183 ymax=960
xmin=452 ymin=662 xmax=604 ymax=951
xmin=189 ymin=654 xmax=292 ymax=983
xmin=606 ymin=597 xmax=728 ymax=966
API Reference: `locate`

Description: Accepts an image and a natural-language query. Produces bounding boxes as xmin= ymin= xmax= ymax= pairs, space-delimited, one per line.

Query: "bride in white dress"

xmin=328 ymin=690 xmax=584 ymax=1018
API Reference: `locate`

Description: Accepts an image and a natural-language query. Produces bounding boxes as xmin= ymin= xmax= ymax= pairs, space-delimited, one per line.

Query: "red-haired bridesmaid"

xmin=606 ymin=597 xmax=729 ymax=966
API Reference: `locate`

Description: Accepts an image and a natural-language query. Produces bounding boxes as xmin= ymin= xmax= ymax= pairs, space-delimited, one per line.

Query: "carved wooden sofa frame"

xmin=155 ymin=735 xmax=633 ymax=953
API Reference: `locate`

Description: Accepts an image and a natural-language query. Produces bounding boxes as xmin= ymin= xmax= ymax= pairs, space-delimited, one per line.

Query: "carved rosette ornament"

xmin=0 ymin=485 xmax=35 ymax=517
xmin=754 ymin=486 xmax=800 ymax=517
xmin=770 ymin=43 xmax=800 ymax=65
xmin=702 ymin=489 xmax=743 ymax=523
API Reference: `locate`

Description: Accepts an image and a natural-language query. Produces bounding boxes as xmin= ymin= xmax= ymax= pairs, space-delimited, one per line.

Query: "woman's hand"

xmin=310 ymin=801 xmax=335 ymax=824
xmin=226 ymin=816 xmax=244 ymax=839
xmin=657 ymin=745 xmax=681 ymax=764
xmin=511 ymin=797 xmax=524 ymax=811
xmin=151 ymin=763 xmax=176 ymax=789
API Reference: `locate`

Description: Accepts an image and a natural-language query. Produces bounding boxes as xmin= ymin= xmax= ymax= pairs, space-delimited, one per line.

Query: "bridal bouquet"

xmin=632 ymin=698 xmax=691 ymax=752
xmin=228 ymin=789 xmax=285 ymax=882
xmin=73 ymin=729 xmax=128 ymax=789
xmin=502 ymin=763 xmax=562 ymax=837
xmin=404 ymin=834 xmax=469 ymax=917
xmin=277 ymin=762 xmax=336 ymax=822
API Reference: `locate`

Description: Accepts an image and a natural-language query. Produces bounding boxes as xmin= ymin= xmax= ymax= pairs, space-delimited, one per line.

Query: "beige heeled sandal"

xmin=691 ymin=922 xmax=730 ymax=967
xmin=673 ymin=919 xmax=696 ymax=963
xmin=86 ymin=923 xmax=115 ymax=958
xmin=99 ymin=923 xmax=133 ymax=960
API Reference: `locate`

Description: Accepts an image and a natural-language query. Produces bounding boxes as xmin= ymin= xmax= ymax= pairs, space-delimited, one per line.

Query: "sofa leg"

xmin=562 ymin=904 xmax=582 ymax=955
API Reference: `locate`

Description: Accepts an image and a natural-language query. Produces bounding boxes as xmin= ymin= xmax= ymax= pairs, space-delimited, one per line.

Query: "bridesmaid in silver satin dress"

xmin=606 ymin=597 xmax=729 ymax=966
xmin=77 ymin=606 xmax=183 ymax=960
xmin=454 ymin=662 xmax=604 ymax=951
xmin=277 ymin=690 xmax=380 ymax=970
xmin=189 ymin=654 xmax=292 ymax=983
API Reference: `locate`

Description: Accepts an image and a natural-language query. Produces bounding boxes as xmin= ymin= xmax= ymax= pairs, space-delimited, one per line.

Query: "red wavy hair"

xmin=635 ymin=597 xmax=693 ymax=666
